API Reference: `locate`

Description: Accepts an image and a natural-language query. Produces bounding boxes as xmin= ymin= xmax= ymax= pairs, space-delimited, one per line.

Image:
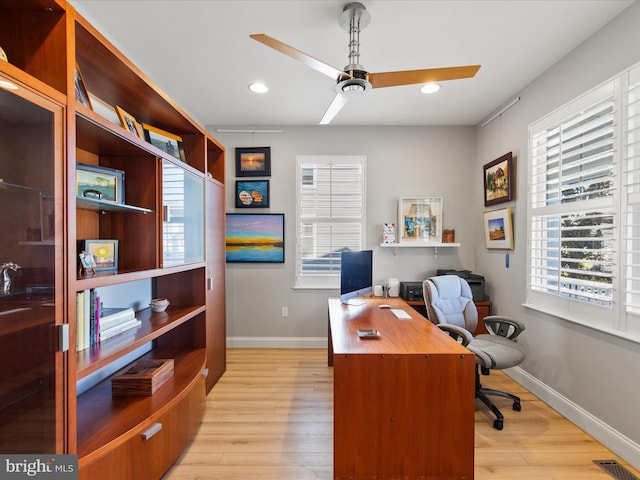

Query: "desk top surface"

xmin=328 ymin=297 xmax=469 ymax=356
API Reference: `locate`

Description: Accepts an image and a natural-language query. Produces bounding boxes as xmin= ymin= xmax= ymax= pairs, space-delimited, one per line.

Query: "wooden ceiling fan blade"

xmin=320 ymin=94 xmax=349 ymax=125
xmin=250 ymin=34 xmax=351 ymax=81
xmin=369 ymin=65 xmax=481 ymax=89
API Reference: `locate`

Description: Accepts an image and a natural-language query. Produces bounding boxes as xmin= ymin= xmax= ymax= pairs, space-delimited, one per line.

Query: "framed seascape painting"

xmin=76 ymin=163 xmax=124 ymax=204
xmin=225 ymin=213 xmax=284 ymax=263
xmin=235 ymin=147 xmax=271 ymax=177
xmin=483 ymin=152 xmax=513 ymax=207
xmin=235 ymin=180 xmax=270 ymax=208
xmin=79 ymin=239 xmax=119 ymax=271
xmin=483 ymin=207 xmax=514 ymax=250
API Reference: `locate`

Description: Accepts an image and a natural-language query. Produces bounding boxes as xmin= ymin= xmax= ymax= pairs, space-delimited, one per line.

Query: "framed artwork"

xmin=142 ymin=123 xmax=187 ymax=163
xmin=74 ymin=64 xmax=92 ymax=109
xmin=76 ymin=163 xmax=125 ymax=204
xmin=115 ymin=106 xmax=144 ymax=139
xmin=483 ymin=207 xmax=514 ymax=249
xmin=398 ymin=197 xmax=443 ymax=243
xmin=89 ymin=93 xmax=120 ymax=125
xmin=235 ymin=147 xmax=271 ymax=177
xmin=235 ymin=180 xmax=270 ymax=208
xmin=225 ymin=213 xmax=284 ymax=263
xmin=80 ymin=239 xmax=119 ymax=271
xmin=483 ymin=152 xmax=513 ymax=207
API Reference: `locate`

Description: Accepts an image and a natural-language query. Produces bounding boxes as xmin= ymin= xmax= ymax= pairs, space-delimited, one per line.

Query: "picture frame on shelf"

xmin=142 ymin=123 xmax=187 ymax=163
xmin=398 ymin=197 xmax=443 ymax=243
xmin=78 ymin=251 xmax=96 ymax=275
xmin=76 ymin=163 xmax=125 ymax=204
xmin=483 ymin=152 xmax=513 ymax=207
xmin=115 ymin=106 xmax=144 ymax=139
xmin=225 ymin=213 xmax=284 ymax=263
xmin=235 ymin=180 xmax=270 ymax=208
xmin=483 ymin=207 xmax=514 ymax=249
xmin=235 ymin=147 xmax=271 ymax=177
xmin=80 ymin=239 xmax=119 ymax=271
xmin=88 ymin=93 xmax=120 ymax=126
xmin=74 ymin=64 xmax=92 ymax=109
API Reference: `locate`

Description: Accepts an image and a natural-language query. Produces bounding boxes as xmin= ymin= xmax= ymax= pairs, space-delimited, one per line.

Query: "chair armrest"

xmin=483 ymin=315 xmax=526 ymax=340
xmin=436 ymin=324 xmax=474 ymax=346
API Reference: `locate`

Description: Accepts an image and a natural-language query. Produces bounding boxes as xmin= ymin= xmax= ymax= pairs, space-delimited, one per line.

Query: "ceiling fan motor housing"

xmin=336 ymin=66 xmax=371 ymax=97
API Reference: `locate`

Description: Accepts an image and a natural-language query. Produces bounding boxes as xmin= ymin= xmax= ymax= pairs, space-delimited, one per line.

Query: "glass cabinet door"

xmin=162 ymin=160 xmax=204 ymax=267
xmin=0 ymin=75 xmax=64 ymax=453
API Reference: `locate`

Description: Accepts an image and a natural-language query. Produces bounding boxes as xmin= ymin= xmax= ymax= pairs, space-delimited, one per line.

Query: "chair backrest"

xmin=423 ymin=275 xmax=478 ymax=332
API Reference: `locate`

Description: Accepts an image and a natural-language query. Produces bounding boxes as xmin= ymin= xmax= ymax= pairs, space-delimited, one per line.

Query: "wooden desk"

xmin=328 ymin=297 xmax=475 ymax=480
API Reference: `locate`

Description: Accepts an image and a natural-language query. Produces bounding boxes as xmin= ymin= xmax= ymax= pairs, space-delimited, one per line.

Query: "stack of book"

xmin=76 ymin=289 xmax=141 ymax=351
xmin=100 ymin=307 xmax=140 ymax=341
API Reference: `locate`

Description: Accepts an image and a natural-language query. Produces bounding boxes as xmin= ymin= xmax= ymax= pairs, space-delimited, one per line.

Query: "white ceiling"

xmin=70 ymin=0 xmax=634 ymax=127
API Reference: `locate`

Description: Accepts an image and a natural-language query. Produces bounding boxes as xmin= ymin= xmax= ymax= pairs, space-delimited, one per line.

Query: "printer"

xmin=436 ymin=269 xmax=486 ymax=302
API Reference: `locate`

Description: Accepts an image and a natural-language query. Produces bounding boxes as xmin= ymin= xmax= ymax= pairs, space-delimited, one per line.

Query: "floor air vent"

xmin=594 ymin=460 xmax=640 ymax=480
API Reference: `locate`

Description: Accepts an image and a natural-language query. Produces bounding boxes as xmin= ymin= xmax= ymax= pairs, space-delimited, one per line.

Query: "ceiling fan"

xmin=250 ymin=2 xmax=480 ymax=125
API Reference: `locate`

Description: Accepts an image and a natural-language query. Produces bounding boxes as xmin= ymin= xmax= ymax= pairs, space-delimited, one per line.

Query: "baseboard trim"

xmin=227 ymin=337 xmax=328 ymax=349
xmin=507 ymin=366 xmax=640 ymax=470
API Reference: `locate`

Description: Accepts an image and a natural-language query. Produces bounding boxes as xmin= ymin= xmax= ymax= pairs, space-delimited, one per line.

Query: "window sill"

xmin=522 ymin=302 xmax=640 ymax=346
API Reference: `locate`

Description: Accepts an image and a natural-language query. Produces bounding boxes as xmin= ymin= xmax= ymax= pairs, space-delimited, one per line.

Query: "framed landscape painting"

xmin=226 ymin=213 xmax=284 ymax=263
xmin=483 ymin=152 xmax=513 ymax=207
xmin=235 ymin=147 xmax=271 ymax=177
xmin=483 ymin=207 xmax=514 ymax=249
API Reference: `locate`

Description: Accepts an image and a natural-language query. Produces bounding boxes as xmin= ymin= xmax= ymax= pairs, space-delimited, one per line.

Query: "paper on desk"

xmin=391 ymin=309 xmax=412 ymax=319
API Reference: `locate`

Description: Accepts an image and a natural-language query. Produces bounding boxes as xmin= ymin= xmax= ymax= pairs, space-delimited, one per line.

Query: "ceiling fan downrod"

xmin=336 ymin=2 xmax=372 ymax=96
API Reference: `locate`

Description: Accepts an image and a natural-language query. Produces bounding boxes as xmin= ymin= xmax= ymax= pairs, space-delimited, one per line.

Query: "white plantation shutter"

xmin=528 ymin=61 xmax=640 ymax=338
xmin=623 ymin=65 xmax=640 ymax=331
xmin=295 ymin=155 xmax=366 ymax=288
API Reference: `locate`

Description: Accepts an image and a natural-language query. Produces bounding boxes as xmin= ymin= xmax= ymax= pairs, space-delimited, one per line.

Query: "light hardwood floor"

xmin=163 ymin=348 xmax=639 ymax=480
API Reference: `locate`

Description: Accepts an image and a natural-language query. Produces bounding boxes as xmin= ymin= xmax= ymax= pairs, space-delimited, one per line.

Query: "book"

xmin=100 ymin=318 xmax=142 ymax=341
xmin=112 ymin=358 xmax=174 ymax=396
xmin=100 ymin=307 xmax=136 ymax=330
xmin=76 ymin=291 xmax=86 ymax=351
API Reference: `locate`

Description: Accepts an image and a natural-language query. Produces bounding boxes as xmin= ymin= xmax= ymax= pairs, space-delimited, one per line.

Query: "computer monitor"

xmin=340 ymin=249 xmax=373 ymax=305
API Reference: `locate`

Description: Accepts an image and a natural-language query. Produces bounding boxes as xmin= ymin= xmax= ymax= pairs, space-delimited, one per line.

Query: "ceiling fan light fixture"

xmin=421 ymin=83 xmax=441 ymax=94
xmin=249 ymin=82 xmax=269 ymax=94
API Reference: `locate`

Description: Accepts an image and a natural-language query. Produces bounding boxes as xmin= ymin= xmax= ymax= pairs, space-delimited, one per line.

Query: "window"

xmin=295 ymin=155 xmax=366 ymax=289
xmin=527 ymin=62 xmax=640 ymax=338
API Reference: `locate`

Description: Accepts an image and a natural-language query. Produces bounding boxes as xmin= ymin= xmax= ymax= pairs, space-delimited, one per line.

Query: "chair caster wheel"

xmin=493 ymin=419 xmax=503 ymax=430
xmin=513 ymin=402 xmax=521 ymax=412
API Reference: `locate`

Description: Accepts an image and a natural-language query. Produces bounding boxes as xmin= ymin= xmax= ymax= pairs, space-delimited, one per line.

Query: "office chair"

xmin=423 ymin=275 xmax=526 ymax=430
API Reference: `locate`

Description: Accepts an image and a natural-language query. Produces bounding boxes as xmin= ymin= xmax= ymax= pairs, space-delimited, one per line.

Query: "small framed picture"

xmin=235 ymin=147 xmax=271 ymax=177
xmin=78 ymin=251 xmax=96 ymax=275
xmin=235 ymin=180 xmax=270 ymax=208
xmin=76 ymin=163 xmax=125 ymax=204
xmin=483 ymin=152 xmax=513 ymax=207
xmin=74 ymin=64 xmax=92 ymax=110
xmin=483 ymin=207 xmax=514 ymax=250
xmin=115 ymin=106 xmax=144 ymax=139
xmin=80 ymin=239 xmax=119 ymax=271
xmin=398 ymin=197 xmax=443 ymax=243
xmin=142 ymin=123 xmax=187 ymax=162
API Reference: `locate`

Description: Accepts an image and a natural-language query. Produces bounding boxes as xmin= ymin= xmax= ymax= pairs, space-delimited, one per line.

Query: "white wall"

xmin=212 ymin=126 xmax=476 ymax=346
xmin=474 ymin=0 xmax=640 ymax=467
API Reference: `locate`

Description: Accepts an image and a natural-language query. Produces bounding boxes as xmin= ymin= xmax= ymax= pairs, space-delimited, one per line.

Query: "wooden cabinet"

xmin=0 ymin=1 xmax=226 ymax=477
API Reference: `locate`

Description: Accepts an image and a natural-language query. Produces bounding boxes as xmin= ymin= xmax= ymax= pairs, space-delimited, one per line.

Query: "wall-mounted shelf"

xmin=379 ymin=242 xmax=461 ymax=256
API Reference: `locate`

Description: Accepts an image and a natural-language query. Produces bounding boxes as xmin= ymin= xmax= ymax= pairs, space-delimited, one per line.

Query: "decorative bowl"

xmin=150 ymin=298 xmax=170 ymax=312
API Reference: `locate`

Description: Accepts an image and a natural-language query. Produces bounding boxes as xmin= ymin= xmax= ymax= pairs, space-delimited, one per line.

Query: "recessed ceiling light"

xmin=249 ymin=82 xmax=269 ymax=94
xmin=420 ymin=83 xmax=440 ymax=94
